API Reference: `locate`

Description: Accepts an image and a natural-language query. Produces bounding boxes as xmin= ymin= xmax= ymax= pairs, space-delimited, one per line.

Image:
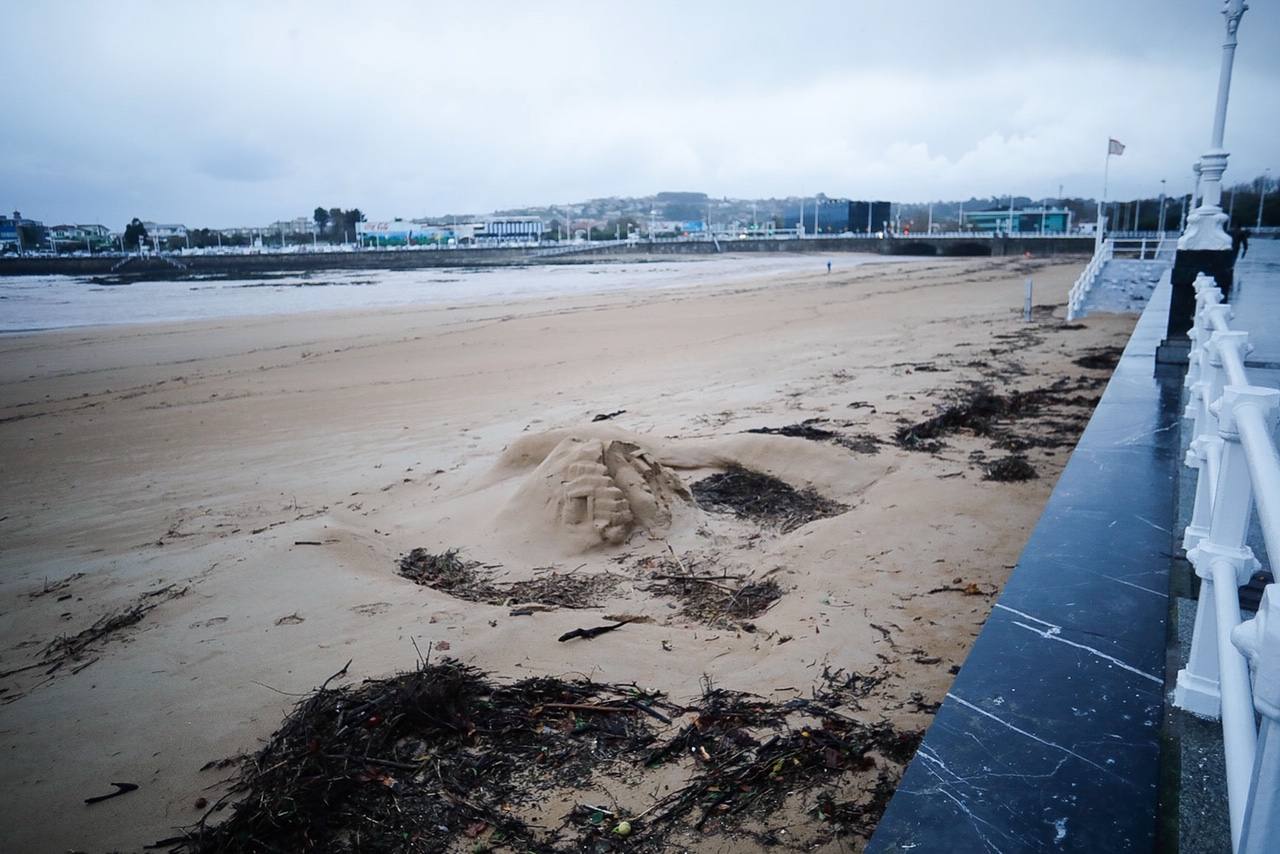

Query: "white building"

xmin=475 ymin=217 xmax=543 ymax=243
xmin=143 ymin=222 xmax=188 ymax=239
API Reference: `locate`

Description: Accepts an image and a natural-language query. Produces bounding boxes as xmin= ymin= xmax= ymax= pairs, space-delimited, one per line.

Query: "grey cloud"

xmin=2 ymin=0 xmax=1276 ymax=227
xmin=196 ymin=147 xmax=288 ymax=183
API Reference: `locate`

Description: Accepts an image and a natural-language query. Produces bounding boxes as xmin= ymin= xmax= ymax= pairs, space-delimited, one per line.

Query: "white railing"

xmin=1109 ymin=237 xmax=1168 ymax=260
xmin=1175 ymin=273 xmax=1280 ymax=853
xmin=1066 ymin=238 xmax=1114 ymax=320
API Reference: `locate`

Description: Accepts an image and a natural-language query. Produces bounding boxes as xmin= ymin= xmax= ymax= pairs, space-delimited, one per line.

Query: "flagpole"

xmin=1097 ymin=143 xmax=1112 ymax=250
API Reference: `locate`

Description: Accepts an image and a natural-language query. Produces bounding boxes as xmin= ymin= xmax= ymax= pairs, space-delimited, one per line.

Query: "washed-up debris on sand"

xmin=174 ymin=660 xmax=921 ymax=852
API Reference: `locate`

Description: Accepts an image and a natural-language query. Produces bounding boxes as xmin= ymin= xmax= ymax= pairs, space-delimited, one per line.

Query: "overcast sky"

xmin=4 ymin=1 xmax=1277 ymax=227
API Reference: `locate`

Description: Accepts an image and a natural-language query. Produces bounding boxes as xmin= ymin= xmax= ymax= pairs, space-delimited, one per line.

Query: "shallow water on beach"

xmin=0 ymin=254 xmax=895 ymax=333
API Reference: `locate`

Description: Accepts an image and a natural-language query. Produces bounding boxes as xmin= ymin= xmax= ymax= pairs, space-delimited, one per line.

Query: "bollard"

xmin=1023 ymin=278 xmax=1033 ymax=322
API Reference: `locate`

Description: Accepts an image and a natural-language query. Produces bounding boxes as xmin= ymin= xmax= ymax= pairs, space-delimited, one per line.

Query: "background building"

xmin=849 ymin=201 xmax=892 ymax=234
xmin=783 ymin=199 xmax=892 ymax=234
xmin=961 ymin=208 xmax=1072 ymax=234
xmin=0 ymin=211 xmax=46 ymax=251
xmin=142 ymin=222 xmax=188 ymax=240
xmin=475 ymin=217 xmax=543 ymax=243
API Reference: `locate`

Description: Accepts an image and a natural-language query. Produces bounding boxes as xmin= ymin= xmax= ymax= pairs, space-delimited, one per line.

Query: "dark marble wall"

xmin=868 ymin=278 xmax=1181 ymax=853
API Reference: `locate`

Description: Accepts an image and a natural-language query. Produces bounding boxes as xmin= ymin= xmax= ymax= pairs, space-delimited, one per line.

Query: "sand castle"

xmin=501 ymin=435 xmax=693 ymax=552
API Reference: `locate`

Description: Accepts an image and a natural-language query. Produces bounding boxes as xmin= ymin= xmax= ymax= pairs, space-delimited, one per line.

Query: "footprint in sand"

xmin=350 ymin=602 xmax=391 ymax=616
xmin=274 ymin=613 xmax=305 ymax=626
xmin=189 ymin=616 xmax=229 ymax=629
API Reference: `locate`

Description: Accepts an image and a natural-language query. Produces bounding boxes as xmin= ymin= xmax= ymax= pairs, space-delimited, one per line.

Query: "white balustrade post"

xmin=1184 ymin=331 xmax=1237 ymax=554
xmin=1176 ymin=346 xmax=1259 ymax=719
xmin=1205 ymin=385 xmax=1272 ymax=847
xmin=1185 ymin=274 xmax=1221 ymax=397
xmin=1234 ymin=586 xmax=1280 ymax=853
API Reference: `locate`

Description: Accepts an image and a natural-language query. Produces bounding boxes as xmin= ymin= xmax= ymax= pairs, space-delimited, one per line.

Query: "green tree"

xmin=340 ymin=209 xmax=365 ymax=243
xmin=313 ymin=207 xmax=330 ymax=234
xmin=123 ymin=218 xmax=148 ymax=251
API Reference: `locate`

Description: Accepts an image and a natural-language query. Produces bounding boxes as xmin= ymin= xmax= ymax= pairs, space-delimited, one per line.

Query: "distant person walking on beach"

xmin=826 ymin=260 xmax=832 ymax=274
xmin=1230 ymin=225 xmax=1250 ymax=260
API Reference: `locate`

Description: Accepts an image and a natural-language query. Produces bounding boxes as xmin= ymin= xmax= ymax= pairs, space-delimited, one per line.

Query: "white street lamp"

xmin=1179 ymin=0 xmax=1248 ymax=251
xmin=1257 ymin=167 xmax=1271 ymax=229
xmin=1159 ymin=179 xmax=1167 ymax=234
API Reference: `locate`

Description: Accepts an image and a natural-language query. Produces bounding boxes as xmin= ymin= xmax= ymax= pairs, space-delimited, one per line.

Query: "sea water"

xmin=0 ymin=254 xmax=891 ymax=333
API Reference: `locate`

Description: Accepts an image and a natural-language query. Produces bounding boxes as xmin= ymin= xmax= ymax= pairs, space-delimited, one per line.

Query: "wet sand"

xmin=0 ymin=253 xmax=1135 ymax=851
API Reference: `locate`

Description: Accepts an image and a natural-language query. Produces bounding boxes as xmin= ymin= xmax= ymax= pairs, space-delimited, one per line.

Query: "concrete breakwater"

xmin=0 ymin=235 xmax=1095 ymax=278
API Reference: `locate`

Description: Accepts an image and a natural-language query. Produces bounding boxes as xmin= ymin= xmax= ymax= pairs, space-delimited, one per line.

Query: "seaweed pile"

xmin=177 ymin=661 xmax=676 ymax=853
xmin=633 ymin=677 xmax=921 ymax=847
xmin=746 ymin=418 xmax=882 ymax=455
xmin=398 ymin=549 xmax=621 ymax=608
xmin=175 ymin=662 xmax=923 ymax=853
xmin=895 ymin=377 xmax=1105 ymax=455
xmin=646 ymin=574 xmax=782 ymax=627
xmin=692 ymin=466 xmax=847 ymax=532
xmin=1073 ymin=345 xmax=1125 ymax=371
xmin=982 ymin=455 xmax=1039 ymax=482
xmin=397 ymin=548 xmax=497 ymax=598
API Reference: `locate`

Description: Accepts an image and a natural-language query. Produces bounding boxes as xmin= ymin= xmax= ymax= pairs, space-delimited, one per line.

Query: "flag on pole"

xmin=1108 ymin=138 xmax=1126 ymax=155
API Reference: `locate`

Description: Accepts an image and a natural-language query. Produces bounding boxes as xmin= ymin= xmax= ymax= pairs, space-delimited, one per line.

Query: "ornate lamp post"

xmin=1159 ymin=0 xmax=1249 ymax=365
xmin=1178 ymin=0 xmax=1247 ymax=251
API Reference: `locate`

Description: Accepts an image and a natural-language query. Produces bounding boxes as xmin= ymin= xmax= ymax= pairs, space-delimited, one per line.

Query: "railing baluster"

xmin=1233 ymin=586 xmax=1280 ymax=852
xmin=1176 ymin=264 xmax=1278 ymax=850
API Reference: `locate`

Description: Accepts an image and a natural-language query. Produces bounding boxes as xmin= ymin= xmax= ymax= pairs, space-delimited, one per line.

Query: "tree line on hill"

xmin=313 ymin=208 xmax=365 ymax=243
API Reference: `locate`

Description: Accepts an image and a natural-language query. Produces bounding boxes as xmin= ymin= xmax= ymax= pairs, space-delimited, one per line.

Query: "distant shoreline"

xmin=0 ymin=234 xmax=1094 ymax=278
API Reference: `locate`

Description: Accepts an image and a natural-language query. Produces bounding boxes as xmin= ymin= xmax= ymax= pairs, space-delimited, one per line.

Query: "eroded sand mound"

xmin=498 ymin=435 xmax=693 ymax=553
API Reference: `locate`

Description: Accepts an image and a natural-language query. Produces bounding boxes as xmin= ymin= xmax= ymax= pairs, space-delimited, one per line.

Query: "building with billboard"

xmin=850 ymin=201 xmax=892 ymax=234
xmin=784 ymin=198 xmax=850 ymax=233
xmin=961 ymin=208 xmax=1072 ymax=234
xmin=784 ymin=199 xmax=891 ymax=234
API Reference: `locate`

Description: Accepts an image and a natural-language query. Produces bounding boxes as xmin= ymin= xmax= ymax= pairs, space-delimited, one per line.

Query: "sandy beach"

xmin=0 ymin=253 xmax=1135 ymax=852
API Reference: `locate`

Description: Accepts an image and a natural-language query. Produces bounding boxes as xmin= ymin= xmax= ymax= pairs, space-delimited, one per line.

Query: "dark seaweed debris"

xmin=982 ymin=455 xmax=1039 ymax=482
xmin=692 ymin=466 xmax=848 ymax=532
xmin=397 ymin=548 xmax=495 ymax=596
xmin=746 ymin=418 xmax=881 ymax=455
xmin=637 ymin=677 xmax=923 ymax=844
xmin=175 ymin=663 xmax=923 ymax=853
xmin=37 ymin=584 xmax=186 ymax=675
xmin=397 ymin=549 xmax=620 ymax=608
xmin=176 ymin=661 xmax=676 ymax=853
xmin=894 ymin=385 xmax=1026 ymax=451
xmin=895 ymin=377 xmax=1105 ymax=454
xmin=1073 ymin=346 xmax=1125 ymax=371
xmin=647 ymin=575 xmax=783 ymax=627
